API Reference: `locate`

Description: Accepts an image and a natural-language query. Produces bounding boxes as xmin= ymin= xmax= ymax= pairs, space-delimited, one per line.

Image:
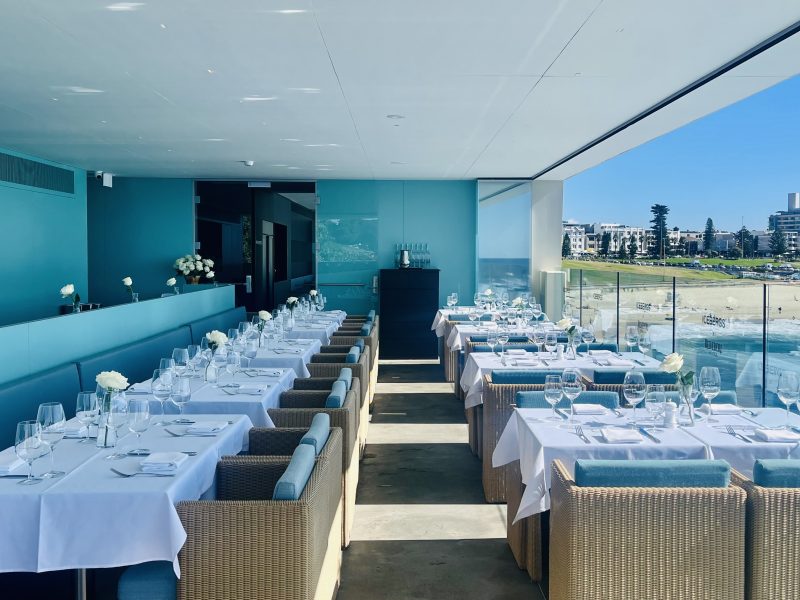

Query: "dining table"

xmin=248 ymin=338 xmax=322 ymax=377
xmin=493 ymin=406 xmax=800 ymax=522
xmin=284 ymin=319 xmax=340 ymax=345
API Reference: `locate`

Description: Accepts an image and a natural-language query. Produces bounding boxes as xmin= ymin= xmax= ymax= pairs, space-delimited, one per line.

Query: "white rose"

xmin=556 ymin=318 xmax=573 ymax=330
xmin=206 ymin=271 xmax=215 ymax=279
xmin=286 ymin=296 xmax=298 ymax=304
xmin=60 ymin=283 xmax=75 ymax=297
xmin=166 ymin=277 xmax=177 ymax=287
xmin=512 ymin=297 xmax=523 ymax=306
xmin=206 ymin=259 xmax=214 ymax=267
xmin=206 ymin=330 xmax=228 ymax=348
xmin=309 ymin=289 xmax=318 ymax=296
xmin=195 ymin=261 xmax=203 ymax=270
xmin=484 ymin=288 xmax=493 ymax=295
xmin=122 ymin=276 xmax=133 ymax=287
xmin=194 ymin=254 xmax=201 ymax=260
xmin=185 ymin=254 xmax=193 ymax=260
xmin=258 ymin=310 xmax=272 ymax=321
xmin=96 ymin=370 xmax=129 ymax=391
xmin=182 ymin=268 xmax=190 ymax=275
xmin=204 ymin=266 xmax=210 ymax=272
xmin=660 ymin=353 xmax=684 ymax=374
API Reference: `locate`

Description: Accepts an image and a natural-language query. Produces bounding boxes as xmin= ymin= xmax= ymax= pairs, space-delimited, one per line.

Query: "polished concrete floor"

xmin=338 ymin=361 xmax=546 ymax=600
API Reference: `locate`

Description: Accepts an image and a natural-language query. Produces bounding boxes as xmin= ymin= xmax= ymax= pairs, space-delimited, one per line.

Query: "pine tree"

xmin=618 ymin=239 xmax=628 ymax=261
xmin=628 ymin=235 xmax=638 ymax=257
xmin=736 ymin=226 xmax=754 ymax=258
xmin=600 ymin=231 xmax=611 ymax=257
xmin=650 ymin=204 xmax=670 ymax=258
xmin=562 ymin=233 xmax=571 ymax=258
xmin=770 ymin=229 xmax=787 ymax=256
xmin=703 ymin=218 xmax=716 ymax=255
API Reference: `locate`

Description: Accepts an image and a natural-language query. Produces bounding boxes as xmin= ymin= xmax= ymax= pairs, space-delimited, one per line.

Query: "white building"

xmin=768 ymin=193 xmax=800 ymax=232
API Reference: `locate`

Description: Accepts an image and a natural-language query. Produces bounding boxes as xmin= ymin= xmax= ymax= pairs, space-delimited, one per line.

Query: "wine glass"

xmin=106 ymin=396 xmax=130 ymax=460
xmin=623 ymin=371 xmax=646 ymax=427
xmin=227 ymin=328 xmax=239 ymax=347
xmin=497 ymin=333 xmax=510 ymax=363
xmin=468 ymin=310 xmax=479 ymax=327
xmin=473 ymin=292 xmax=480 ymax=307
xmin=151 ymin=368 xmax=174 ymax=426
xmin=638 ymin=331 xmax=652 ymax=357
xmin=561 ymin=369 xmax=583 ymax=427
xmin=625 ymin=326 xmax=639 ymax=353
xmin=544 ymin=331 xmax=558 ymax=359
xmin=199 ymin=337 xmax=210 ymax=354
xmin=645 ymin=384 xmax=666 ymax=426
xmin=452 ymin=292 xmax=459 ymax=306
xmin=531 ymin=303 xmax=542 ymax=321
xmin=14 ymin=421 xmax=46 ymax=485
xmin=172 ymin=348 xmax=189 ymax=376
xmin=532 ymin=327 xmax=546 ymax=354
xmin=238 ymin=321 xmax=250 ymax=338
xmin=699 ymin=366 xmax=721 ymax=423
xmin=75 ymin=391 xmax=98 ymax=443
xmin=171 ymin=374 xmax=192 ymax=415
xmin=126 ymin=398 xmax=151 ymax=455
xmin=36 ymin=403 xmax=66 ymax=478
xmin=500 ymin=292 xmax=509 ymax=307
xmin=544 ymin=375 xmax=563 ymax=421
xmin=187 ymin=344 xmax=201 ymax=376
xmin=581 ymin=325 xmax=594 ymax=347
xmin=776 ymin=370 xmax=800 ymax=430
xmin=159 ymin=357 xmax=175 ymax=374
xmin=226 ymin=352 xmax=241 ymax=381
xmin=486 ymin=332 xmax=498 ymax=355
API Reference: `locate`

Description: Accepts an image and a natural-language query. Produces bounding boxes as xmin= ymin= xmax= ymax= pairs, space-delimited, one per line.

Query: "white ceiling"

xmin=0 ymin=0 xmax=798 ymax=181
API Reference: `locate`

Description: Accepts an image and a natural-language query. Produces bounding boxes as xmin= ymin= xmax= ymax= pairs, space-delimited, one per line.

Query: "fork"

xmin=164 ymin=428 xmax=218 ymax=438
xmin=726 ymin=425 xmax=752 ymax=443
xmin=110 ymin=468 xmax=175 ymax=478
xmin=575 ymin=425 xmax=592 ymax=444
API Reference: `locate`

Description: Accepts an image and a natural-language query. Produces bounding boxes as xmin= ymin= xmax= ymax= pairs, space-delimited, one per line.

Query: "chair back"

xmin=515 ymin=390 xmax=619 ymax=409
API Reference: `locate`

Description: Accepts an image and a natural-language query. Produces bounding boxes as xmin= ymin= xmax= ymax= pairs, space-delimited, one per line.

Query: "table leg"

xmin=75 ymin=568 xmax=87 ymax=600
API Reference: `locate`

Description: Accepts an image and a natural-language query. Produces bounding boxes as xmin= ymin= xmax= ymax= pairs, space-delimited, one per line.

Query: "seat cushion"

xmin=576 ymin=342 xmax=619 ymax=353
xmin=273 ymin=444 xmax=316 ymax=500
xmin=325 ymin=380 xmax=347 ymax=408
xmin=469 ymin=335 xmax=530 ymax=344
xmin=118 ymin=561 xmax=176 ymax=600
xmin=516 ymin=390 xmax=619 ymax=409
xmin=368 ymin=309 xmax=376 ymax=320
xmin=575 ymin=459 xmax=730 ymax=488
xmin=753 ymin=459 xmax=800 ymax=488
xmin=300 ymin=413 xmax=331 ymax=455
xmin=338 ymin=367 xmax=353 ymax=390
xmin=360 ymin=322 xmax=372 ymax=336
xmin=474 ymin=344 xmax=539 ymax=353
xmin=592 ymin=369 xmax=676 ymax=385
xmin=354 ymin=339 xmax=365 ymax=352
xmin=693 ymin=390 xmax=737 ymax=408
xmin=345 ymin=346 xmax=360 ymax=364
xmin=490 ymin=369 xmax=564 ymax=385
xmin=187 ymin=306 xmax=247 ymax=345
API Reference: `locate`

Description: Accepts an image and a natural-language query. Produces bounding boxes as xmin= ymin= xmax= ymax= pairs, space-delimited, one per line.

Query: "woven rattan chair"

xmin=329 ymin=326 xmax=379 ymax=404
xmin=170 ymin=429 xmax=343 ymax=600
xmin=731 ymin=469 xmax=800 ymax=600
xmin=269 ymin=388 xmax=359 ymax=548
xmin=441 ymin=319 xmax=460 ymax=384
xmin=308 ymin=350 xmax=370 ymax=413
xmin=549 ymin=459 xmax=745 ymax=600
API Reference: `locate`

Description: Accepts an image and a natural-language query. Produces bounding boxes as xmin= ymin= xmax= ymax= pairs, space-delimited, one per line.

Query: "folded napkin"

xmin=243 ymin=369 xmax=283 ymax=377
xmin=605 ymin=357 xmax=634 ymax=367
xmin=506 ymin=349 xmax=528 ymax=356
xmin=753 ymin=428 xmax=800 ymax=442
xmin=572 ymin=403 xmax=608 ymax=415
xmin=64 ymin=423 xmax=89 ymax=438
xmin=702 ymin=404 xmax=742 ymax=415
xmin=141 ymin=451 xmax=189 ymax=473
xmin=514 ymin=360 xmax=540 ymax=366
xmin=601 ymin=428 xmax=643 ymax=443
xmin=187 ymin=421 xmax=229 ymax=434
xmin=0 ymin=451 xmax=25 ymax=475
xmin=221 ymin=384 xmax=267 ymax=396
xmin=588 ymin=349 xmax=613 ymax=357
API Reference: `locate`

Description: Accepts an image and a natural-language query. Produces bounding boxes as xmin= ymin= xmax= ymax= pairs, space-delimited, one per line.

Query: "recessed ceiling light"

xmin=315 ymin=164 xmax=332 ymax=167
xmin=207 ymin=68 xmax=216 ymax=74
xmin=52 ymin=86 xmax=104 ymax=95
xmin=241 ymin=95 xmax=277 ymax=102
xmin=204 ymin=138 xmax=225 ymax=142
xmin=160 ymin=23 xmax=167 ymax=29
xmin=390 ymin=161 xmax=408 ymax=165
xmin=616 ymin=27 xmax=625 ymax=33
xmin=167 ymin=149 xmax=173 ymax=152
xmin=286 ymin=166 xmax=300 ymax=170
xmin=271 ymin=164 xmax=288 ymax=167
xmin=386 ymin=114 xmax=405 ymax=120
xmin=304 ymin=143 xmax=340 ymax=148
xmin=50 ymin=97 xmax=58 ymax=102
xmin=289 ymin=87 xmax=320 ymax=94
xmin=100 ymin=120 xmax=107 ymax=124
xmin=280 ymin=138 xmax=301 ymax=142
xmin=275 ymin=9 xmax=307 ymax=14
xmin=106 ymin=2 xmax=145 ymax=11
xmin=317 ymin=168 xmax=333 ymax=171
xmin=574 ymin=72 xmax=582 ymax=77
xmin=244 ymin=160 xmax=255 ymax=167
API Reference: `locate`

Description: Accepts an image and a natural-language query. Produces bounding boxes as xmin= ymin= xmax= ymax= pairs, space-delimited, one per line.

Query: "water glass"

xmin=580 ymin=326 xmax=594 ymax=346
xmin=187 ymin=344 xmax=201 ymax=375
xmin=531 ymin=303 xmax=542 ymax=320
xmin=452 ymin=292 xmax=459 ymax=306
xmin=638 ymin=332 xmax=652 ymax=356
xmin=625 ymin=326 xmax=639 ymax=352
xmin=497 ymin=333 xmax=510 ymax=362
xmin=159 ymin=357 xmax=175 ymax=374
xmin=36 ymin=403 xmax=66 ymax=478
xmin=172 ymin=348 xmax=189 ymax=376
xmin=544 ymin=375 xmax=563 ymax=421
xmin=623 ymin=371 xmax=646 ymax=427
xmin=75 ymin=391 xmax=98 ymax=443
xmin=544 ymin=332 xmax=558 ymax=358
xmin=486 ymin=332 xmax=498 ymax=354
xmin=699 ymin=366 xmax=721 ymax=423
xmin=561 ymin=369 xmax=583 ymax=426
xmin=14 ymin=421 xmax=46 ymax=485
xmin=151 ymin=368 xmax=174 ymax=425
xmin=645 ymin=384 xmax=666 ymax=426
xmin=106 ymin=397 xmax=130 ymax=459
xmin=127 ymin=398 xmax=151 ymax=455
xmin=171 ymin=377 xmax=192 ymax=414
xmin=226 ymin=352 xmax=241 ymax=381
xmin=532 ymin=328 xmax=546 ymax=353
xmin=777 ymin=370 xmax=800 ymax=429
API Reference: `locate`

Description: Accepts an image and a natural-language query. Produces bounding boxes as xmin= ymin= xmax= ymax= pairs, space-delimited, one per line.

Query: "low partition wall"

xmin=0 ymin=285 xmax=235 ymax=385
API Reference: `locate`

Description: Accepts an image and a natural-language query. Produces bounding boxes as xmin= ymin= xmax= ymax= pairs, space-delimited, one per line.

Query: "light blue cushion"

xmin=592 ymin=369 xmax=676 ymax=385
xmin=300 ymin=413 xmax=331 ymax=455
xmin=345 ymin=346 xmax=360 ymax=364
xmin=491 ymin=370 xmax=564 ymax=385
xmin=753 ymin=459 xmax=800 ymax=488
xmin=354 ymin=339 xmax=365 ymax=352
xmin=474 ymin=344 xmax=539 ymax=353
xmin=575 ymin=459 xmax=730 ymax=488
xmin=516 ymin=390 xmax=619 ymax=409
xmin=469 ymin=335 xmax=530 ymax=344
xmin=448 ymin=313 xmax=493 ymax=321
xmin=360 ymin=322 xmax=372 ymax=336
xmin=693 ymin=390 xmax=737 ymax=409
xmin=338 ymin=367 xmax=353 ymax=390
xmin=273 ymin=444 xmax=316 ymax=500
xmin=576 ymin=342 xmax=619 ymax=353
xmin=367 ymin=309 xmax=376 ymax=320
xmin=325 ymin=380 xmax=347 ymax=408
xmin=118 ymin=561 xmax=176 ymax=600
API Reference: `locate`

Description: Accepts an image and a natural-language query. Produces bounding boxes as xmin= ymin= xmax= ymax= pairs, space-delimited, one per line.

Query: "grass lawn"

xmin=561 ymin=259 xmax=736 ymax=280
xmin=662 ymin=257 xmax=800 ymax=268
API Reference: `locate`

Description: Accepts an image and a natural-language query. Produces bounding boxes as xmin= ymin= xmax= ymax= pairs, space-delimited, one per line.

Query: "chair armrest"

xmin=279 ymin=390 xmax=328 ymax=408
xmin=292 ymin=377 xmax=338 ymax=390
xmin=215 ymin=457 xmax=288 ymax=500
xmin=311 ymin=353 xmax=348 ymax=364
xmin=248 ymin=428 xmax=307 ymax=456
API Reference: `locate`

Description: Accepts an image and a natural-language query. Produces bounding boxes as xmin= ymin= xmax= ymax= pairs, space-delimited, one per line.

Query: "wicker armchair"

xmin=329 ymin=327 xmax=379 ymax=404
xmin=732 ymin=470 xmax=800 ymax=600
xmin=269 ymin=388 xmax=359 ymax=548
xmin=442 ymin=320 xmax=460 ymax=384
xmin=549 ymin=459 xmax=745 ymax=600
xmin=172 ymin=429 xmax=343 ymax=600
xmin=308 ymin=350 xmax=370 ymax=413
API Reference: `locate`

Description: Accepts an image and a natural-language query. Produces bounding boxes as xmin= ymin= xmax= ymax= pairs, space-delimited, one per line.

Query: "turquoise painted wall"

xmin=316 ymin=180 xmax=476 ymax=313
xmin=0 ymin=285 xmax=234 ymax=385
xmin=88 ymin=177 xmax=195 ymax=306
xmin=0 ymin=148 xmax=87 ymax=326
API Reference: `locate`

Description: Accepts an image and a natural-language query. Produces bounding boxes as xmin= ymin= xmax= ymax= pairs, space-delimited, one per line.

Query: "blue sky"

xmin=564 ymin=74 xmax=800 ymax=233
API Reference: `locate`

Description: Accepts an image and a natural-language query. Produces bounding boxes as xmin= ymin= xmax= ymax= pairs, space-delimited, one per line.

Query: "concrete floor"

xmin=338 ymin=362 xmax=546 ymax=600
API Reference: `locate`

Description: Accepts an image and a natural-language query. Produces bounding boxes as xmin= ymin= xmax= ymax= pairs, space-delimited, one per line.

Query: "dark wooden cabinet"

xmin=379 ymin=269 xmax=439 ymax=359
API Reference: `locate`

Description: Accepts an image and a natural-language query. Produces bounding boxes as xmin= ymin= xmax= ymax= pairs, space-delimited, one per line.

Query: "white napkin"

xmin=605 ymin=357 xmax=634 ymax=367
xmin=141 ymin=451 xmax=189 ymax=473
xmin=0 ymin=451 xmax=25 ymax=475
xmin=506 ymin=349 xmax=528 ymax=356
xmin=187 ymin=421 xmax=229 ymax=434
xmin=753 ymin=428 xmax=800 ymax=442
xmin=588 ymin=349 xmax=613 ymax=357
xmin=702 ymin=403 xmax=741 ymax=415
xmin=514 ymin=360 xmax=539 ymax=366
xmin=572 ymin=403 xmax=608 ymax=415
xmin=221 ymin=385 xmax=267 ymax=396
xmin=601 ymin=428 xmax=643 ymax=443
xmin=64 ymin=423 xmax=89 ymax=438
xmin=274 ymin=347 xmax=303 ymax=354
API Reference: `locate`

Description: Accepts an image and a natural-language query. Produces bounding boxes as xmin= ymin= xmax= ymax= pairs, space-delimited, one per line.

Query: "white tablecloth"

xmin=285 ymin=320 xmax=338 ymax=345
xmin=250 ymin=339 xmax=322 ymax=377
xmin=445 ymin=323 xmax=557 ymax=351
xmin=0 ymin=414 xmax=252 ymax=575
xmin=459 ymin=351 xmax=661 ymax=409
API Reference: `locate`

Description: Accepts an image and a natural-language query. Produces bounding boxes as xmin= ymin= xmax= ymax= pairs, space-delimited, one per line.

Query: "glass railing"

xmin=565 ymin=268 xmax=800 ymax=407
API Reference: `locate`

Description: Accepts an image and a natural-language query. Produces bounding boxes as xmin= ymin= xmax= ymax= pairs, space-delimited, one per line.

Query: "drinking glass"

xmin=581 ymin=325 xmax=594 ymax=346
xmin=776 ymin=370 xmax=800 ymax=429
xmin=486 ymin=332 xmax=498 ymax=355
xmin=172 ymin=348 xmax=189 ymax=376
xmin=531 ymin=303 xmax=542 ymax=320
xmin=238 ymin=321 xmax=250 ymax=337
xmin=36 ymin=403 xmax=66 ymax=478
xmin=446 ymin=294 xmax=454 ymax=309
xmin=106 ymin=397 xmax=130 ymax=459
xmin=645 ymin=384 xmax=666 ymax=426
xmin=226 ymin=352 xmax=241 ymax=381
xmin=561 ymin=369 xmax=583 ymax=426
xmin=625 ymin=326 xmax=639 ymax=353
xmin=533 ymin=328 xmax=546 ymax=354
xmin=171 ymin=377 xmax=192 ymax=415
xmin=699 ymin=366 xmax=721 ymax=423
xmin=159 ymin=357 xmax=175 ymax=374
xmin=75 ymin=391 xmax=98 ymax=443
xmin=497 ymin=333 xmax=510 ymax=361
xmin=623 ymin=371 xmax=646 ymax=427
xmin=126 ymin=398 xmax=150 ymax=455
xmin=14 ymin=421 xmax=46 ymax=485
xmin=187 ymin=344 xmax=201 ymax=375
xmin=151 ymin=368 xmax=174 ymax=426
xmin=544 ymin=332 xmax=558 ymax=359
xmin=544 ymin=375 xmax=563 ymax=421
xmin=199 ymin=337 xmax=210 ymax=354
xmin=638 ymin=332 xmax=652 ymax=357
xmin=452 ymin=292 xmax=459 ymax=306
xmin=468 ymin=310 xmax=479 ymax=326
xmin=500 ymin=292 xmax=509 ymax=307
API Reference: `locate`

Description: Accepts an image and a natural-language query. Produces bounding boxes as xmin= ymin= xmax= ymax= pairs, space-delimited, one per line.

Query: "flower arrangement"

xmin=286 ymin=296 xmax=299 ymax=312
xmin=95 ymin=370 xmax=129 ymax=448
xmin=258 ymin=310 xmax=272 ymax=322
xmin=512 ymin=297 xmax=524 ymax=307
xmin=557 ymin=317 xmax=578 ymax=339
xmin=60 ymin=283 xmax=80 ymax=310
xmin=309 ymin=289 xmax=318 ymax=297
xmin=483 ymin=288 xmax=494 ymax=296
xmin=122 ymin=276 xmax=135 ymax=301
xmin=96 ymin=370 xmax=129 ymax=392
xmin=174 ymin=254 xmax=215 ymax=282
xmin=166 ymin=277 xmax=177 ymax=287
xmin=660 ymin=353 xmax=697 ymax=424
xmin=205 ymin=330 xmax=228 ymax=353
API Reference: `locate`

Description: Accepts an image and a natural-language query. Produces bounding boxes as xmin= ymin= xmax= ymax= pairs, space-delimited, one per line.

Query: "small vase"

xmin=72 ymin=303 xmax=81 ymax=314
xmin=287 ymin=313 xmax=295 ymax=331
xmin=205 ymin=351 xmax=218 ymax=383
xmin=96 ymin=390 xmax=125 ymax=448
xmin=131 ymin=292 xmax=139 ymax=303
xmin=679 ymin=383 xmax=696 ymax=426
xmin=173 ymin=286 xmax=180 ymax=295
xmin=185 ymin=276 xmax=201 ymax=285
xmin=566 ymin=338 xmax=577 ymax=360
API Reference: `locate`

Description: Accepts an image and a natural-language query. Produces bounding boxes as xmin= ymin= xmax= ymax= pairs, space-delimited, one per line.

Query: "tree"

xmin=728 ymin=245 xmax=742 ymax=259
xmin=628 ymin=235 xmax=638 ymax=257
xmin=703 ymin=218 xmax=716 ymax=255
xmin=677 ymin=236 xmax=687 ymax=256
xmin=562 ymin=233 xmax=571 ymax=258
xmin=600 ymin=231 xmax=611 ymax=257
xmin=650 ymin=204 xmax=670 ymax=258
xmin=770 ymin=228 xmax=787 ymax=256
xmin=735 ymin=226 xmax=754 ymax=258
xmin=618 ymin=238 xmax=628 ymax=261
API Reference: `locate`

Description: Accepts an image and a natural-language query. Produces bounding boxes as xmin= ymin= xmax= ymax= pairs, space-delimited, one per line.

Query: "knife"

xmin=555 ymin=408 xmax=569 ymax=420
xmin=633 ymin=359 xmax=645 ymax=366
xmin=639 ymin=427 xmax=662 ymax=444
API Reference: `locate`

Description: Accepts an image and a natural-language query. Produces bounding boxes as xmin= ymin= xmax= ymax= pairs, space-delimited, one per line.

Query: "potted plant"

xmin=174 ymin=254 xmax=215 ymax=284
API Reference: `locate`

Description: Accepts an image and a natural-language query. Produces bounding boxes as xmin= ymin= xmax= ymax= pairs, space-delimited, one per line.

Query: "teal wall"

xmin=316 ymin=180 xmax=476 ymax=313
xmin=0 ymin=285 xmax=234 ymax=385
xmin=88 ymin=177 xmax=195 ymax=306
xmin=0 ymin=148 xmax=87 ymax=326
